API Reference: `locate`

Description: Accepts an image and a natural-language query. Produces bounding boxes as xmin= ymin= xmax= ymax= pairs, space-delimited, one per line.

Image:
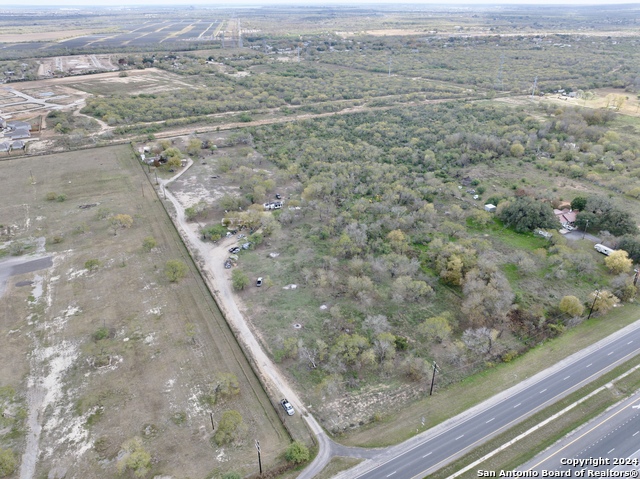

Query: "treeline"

xmin=250 ymin=32 xmax=640 ymax=93
xmin=81 ymin=53 xmax=467 ymax=126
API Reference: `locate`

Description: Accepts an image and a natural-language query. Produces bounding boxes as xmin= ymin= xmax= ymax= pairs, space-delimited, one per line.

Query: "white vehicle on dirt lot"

xmin=280 ymin=398 xmax=294 ymax=416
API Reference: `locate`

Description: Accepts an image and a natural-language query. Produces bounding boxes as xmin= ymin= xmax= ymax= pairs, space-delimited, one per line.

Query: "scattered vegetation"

xmin=116 ymin=437 xmax=152 ymax=478
xmin=84 ymin=258 xmax=101 ymax=272
xmin=213 ymin=410 xmax=247 ymax=446
xmin=0 ymin=448 xmax=17 ymax=478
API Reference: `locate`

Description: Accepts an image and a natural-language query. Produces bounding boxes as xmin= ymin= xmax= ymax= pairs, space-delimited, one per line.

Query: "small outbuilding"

xmin=484 ymin=204 xmax=497 ymax=213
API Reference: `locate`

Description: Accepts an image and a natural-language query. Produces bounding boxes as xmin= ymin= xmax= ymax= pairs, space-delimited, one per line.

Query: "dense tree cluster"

xmin=574 ymin=196 xmax=638 ymax=237
xmin=497 ymin=197 xmax=557 ymax=233
xmin=218 ymin=101 xmax=637 ymax=399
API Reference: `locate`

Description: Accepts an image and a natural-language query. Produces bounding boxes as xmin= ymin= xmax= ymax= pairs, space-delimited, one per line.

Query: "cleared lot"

xmin=0 ymin=145 xmax=288 ymax=478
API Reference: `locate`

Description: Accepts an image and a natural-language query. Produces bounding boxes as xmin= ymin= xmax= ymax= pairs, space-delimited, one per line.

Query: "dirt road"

xmin=0 ymin=255 xmax=52 ymax=299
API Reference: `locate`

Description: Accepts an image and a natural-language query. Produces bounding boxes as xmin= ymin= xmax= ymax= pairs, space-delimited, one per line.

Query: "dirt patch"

xmin=37 ymin=55 xmax=118 ymax=77
xmin=317 ymin=383 xmax=423 ymax=435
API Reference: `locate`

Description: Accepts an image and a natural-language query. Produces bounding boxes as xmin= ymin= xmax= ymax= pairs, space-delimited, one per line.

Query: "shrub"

xmin=284 ymin=441 xmax=310 ymax=464
xmin=9 ymin=241 xmax=26 ymax=256
xmin=559 ymin=295 xmax=584 ymax=317
xmin=85 ymin=259 xmax=101 ymax=272
xmin=605 ymin=250 xmax=633 ymax=274
xmin=165 ymin=260 xmax=188 ymax=282
xmin=213 ymin=410 xmax=246 ymax=445
xmin=0 ymin=448 xmax=17 ymax=477
xmin=232 ymin=269 xmax=249 ymax=290
xmin=142 ymin=236 xmax=157 ymax=252
xmin=45 ymin=192 xmax=57 ymax=201
xmin=116 ymin=437 xmax=151 ymax=478
xmin=93 ymin=327 xmax=110 ymax=341
xmin=109 ymin=214 xmax=133 ymax=235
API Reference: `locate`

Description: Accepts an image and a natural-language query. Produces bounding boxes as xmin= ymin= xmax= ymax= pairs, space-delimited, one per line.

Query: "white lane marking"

xmin=633 ymin=431 xmax=640 ymax=437
xmin=607 ymin=448 xmax=615 ymax=454
xmin=514 ymin=403 xmax=521 ymax=408
xmin=486 ymin=418 xmax=495 ymax=423
xmin=387 ymin=472 xmax=397 ymax=477
xmin=564 ymin=376 xmax=571 ymax=380
xmin=628 ymin=341 xmax=634 ymax=345
xmin=540 ymin=389 xmax=547 ymax=394
xmin=456 ymin=435 xmax=464 ymax=440
xmin=423 ymin=452 xmax=432 ymax=458
xmin=586 ymin=363 xmax=593 ymax=368
xmin=608 ymin=351 xmax=614 ymax=356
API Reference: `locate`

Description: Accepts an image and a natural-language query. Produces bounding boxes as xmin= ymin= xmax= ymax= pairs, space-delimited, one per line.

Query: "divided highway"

xmin=339 ymin=321 xmax=640 ymax=479
xmin=522 ymin=390 xmax=640 ymax=474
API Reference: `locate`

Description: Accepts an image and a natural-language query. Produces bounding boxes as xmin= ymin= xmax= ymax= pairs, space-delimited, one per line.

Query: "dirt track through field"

xmin=155 ymin=161 xmax=336 ymax=475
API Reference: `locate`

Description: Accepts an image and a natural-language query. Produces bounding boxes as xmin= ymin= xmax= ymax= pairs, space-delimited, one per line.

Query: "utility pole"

xmin=531 ymin=76 xmax=538 ymax=98
xmin=634 ymin=269 xmax=639 ymax=286
xmin=209 ymin=412 xmax=215 ymax=431
xmin=587 ymin=290 xmax=600 ymax=320
xmin=154 ymin=170 xmax=158 ymax=185
xmin=388 ymin=54 xmax=392 ymax=77
xmin=582 ymin=219 xmax=589 ymax=239
xmin=429 ymin=362 xmax=438 ymax=396
xmin=255 ymin=439 xmax=262 ymax=476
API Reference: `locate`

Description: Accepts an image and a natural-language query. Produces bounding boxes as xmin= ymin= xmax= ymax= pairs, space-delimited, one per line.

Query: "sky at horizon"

xmin=3 ymin=0 xmax=640 ymax=6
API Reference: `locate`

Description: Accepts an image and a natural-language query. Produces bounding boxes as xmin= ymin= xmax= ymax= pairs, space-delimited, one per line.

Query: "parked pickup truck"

xmin=280 ymin=398 xmax=295 ymax=416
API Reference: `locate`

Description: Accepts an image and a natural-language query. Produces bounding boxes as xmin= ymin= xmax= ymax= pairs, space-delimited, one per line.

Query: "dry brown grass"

xmin=0 ymin=145 xmax=289 ymax=478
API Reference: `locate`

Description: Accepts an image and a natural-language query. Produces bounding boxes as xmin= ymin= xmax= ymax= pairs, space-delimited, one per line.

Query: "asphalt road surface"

xmin=0 ymin=255 xmax=52 ymax=298
xmin=522 ymin=391 xmax=640 ymax=476
xmin=342 ymin=321 xmax=640 ymax=479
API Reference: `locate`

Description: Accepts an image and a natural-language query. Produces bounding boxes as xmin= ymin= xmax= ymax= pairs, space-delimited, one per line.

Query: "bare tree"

xmin=462 ymin=327 xmax=494 ymax=355
xmin=363 ymin=314 xmax=390 ymax=336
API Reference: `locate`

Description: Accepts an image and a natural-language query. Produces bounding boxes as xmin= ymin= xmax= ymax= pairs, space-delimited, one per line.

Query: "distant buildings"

xmin=0 ymin=116 xmax=30 ymax=153
xmin=1 ymin=116 xmax=31 ymax=140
